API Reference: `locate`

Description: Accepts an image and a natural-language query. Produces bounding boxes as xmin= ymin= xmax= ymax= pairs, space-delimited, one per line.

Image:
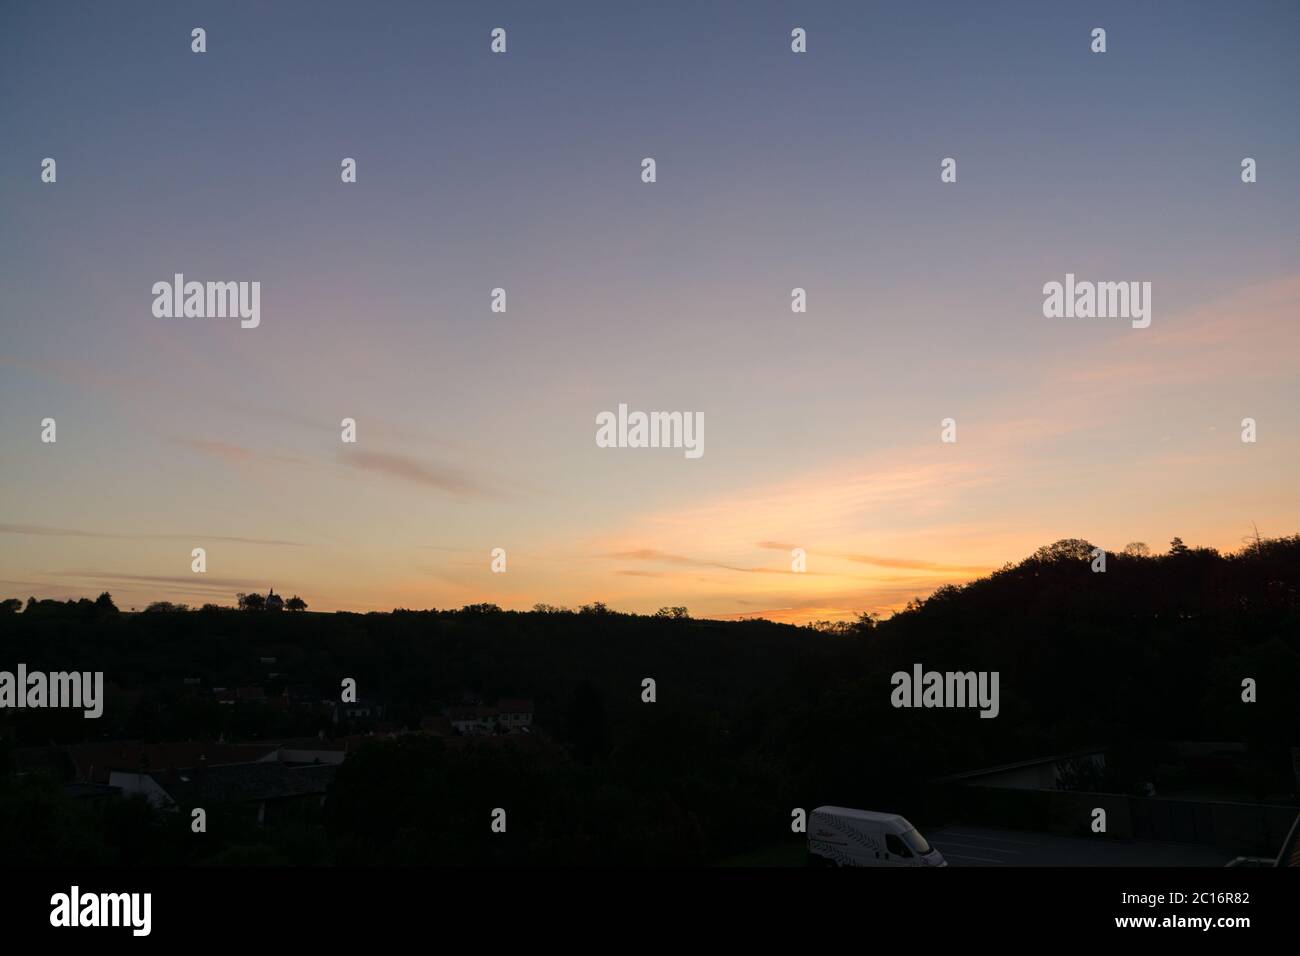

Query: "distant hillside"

xmin=2 ymin=535 xmax=1297 ymax=864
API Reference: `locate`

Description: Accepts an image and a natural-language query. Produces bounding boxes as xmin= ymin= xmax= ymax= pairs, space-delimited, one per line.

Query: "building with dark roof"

xmin=67 ymin=740 xmax=278 ymax=784
xmin=1279 ymin=811 xmax=1300 ymax=867
xmin=109 ymin=761 xmax=337 ymax=825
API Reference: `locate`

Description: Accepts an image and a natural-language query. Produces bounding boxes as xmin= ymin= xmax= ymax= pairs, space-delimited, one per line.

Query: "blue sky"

xmin=2 ymin=1 xmax=1298 ymax=616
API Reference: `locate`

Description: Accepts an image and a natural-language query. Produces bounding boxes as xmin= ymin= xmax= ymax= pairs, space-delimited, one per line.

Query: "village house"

xmin=446 ymin=698 xmax=534 ymax=735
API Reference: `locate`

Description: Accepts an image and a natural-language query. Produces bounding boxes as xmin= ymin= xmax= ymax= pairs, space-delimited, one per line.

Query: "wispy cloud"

xmin=172 ymin=438 xmax=310 ymax=468
xmin=1054 ymin=275 xmax=1300 ymax=396
xmin=0 ymin=523 xmax=304 ymax=547
xmin=339 ymin=450 xmax=495 ymax=497
xmin=610 ymin=548 xmax=747 ymax=571
xmin=44 ymin=570 xmax=272 ymax=591
xmin=754 ymin=542 xmax=991 ymax=574
xmin=21 ymin=569 xmax=290 ymax=605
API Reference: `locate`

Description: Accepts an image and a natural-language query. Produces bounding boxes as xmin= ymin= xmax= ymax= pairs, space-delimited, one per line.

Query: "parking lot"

xmin=926 ymin=825 xmax=1235 ymax=866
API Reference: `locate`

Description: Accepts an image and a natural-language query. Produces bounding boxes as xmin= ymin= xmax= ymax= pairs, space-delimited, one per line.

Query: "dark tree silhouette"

xmin=237 ymin=592 xmax=265 ymax=611
xmin=144 ymin=601 xmax=189 ymax=613
xmin=564 ymin=680 xmax=609 ymax=764
xmin=1031 ymin=538 xmax=1096 ymax=562
xmin=3 ymin=533 xmax=1298 ymax=866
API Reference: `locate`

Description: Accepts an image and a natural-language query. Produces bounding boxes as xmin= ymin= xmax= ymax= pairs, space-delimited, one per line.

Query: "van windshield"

xmin=901 ymin=828 xmax=932 ymax=854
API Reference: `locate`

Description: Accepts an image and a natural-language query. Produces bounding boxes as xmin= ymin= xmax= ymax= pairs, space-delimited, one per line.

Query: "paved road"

xmin=926 ymin=825 xmax=1235 ymax=866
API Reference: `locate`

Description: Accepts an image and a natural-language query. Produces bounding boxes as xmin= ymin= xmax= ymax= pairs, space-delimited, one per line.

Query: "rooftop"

xmin=160 ymin=762 xmax=337 ymax=806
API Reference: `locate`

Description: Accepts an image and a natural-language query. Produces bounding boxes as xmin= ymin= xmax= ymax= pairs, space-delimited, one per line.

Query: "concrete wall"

xmin=945 ymin=753 xmax=1105 ymax=791
xmin=273 ymin=748 xmax=346 ymax=765
xmin=929 ymin=781 xmax=1296 ymax=855
xmin=107 ymin=771 xmax=175 ymax=810
xmin=931 ymin=783 xmax=1132 ymax=839
xmin=1205 ymin=801 xmax=1297 ymax=856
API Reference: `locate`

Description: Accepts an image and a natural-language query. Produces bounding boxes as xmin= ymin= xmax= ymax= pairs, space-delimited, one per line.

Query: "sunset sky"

xmin=2 ymin=1 xmax=1298 ymax=620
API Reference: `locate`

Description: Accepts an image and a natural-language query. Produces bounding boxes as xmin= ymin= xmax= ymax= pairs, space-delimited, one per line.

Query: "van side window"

xmin=885 ymin=833 xmax=912 ymax=857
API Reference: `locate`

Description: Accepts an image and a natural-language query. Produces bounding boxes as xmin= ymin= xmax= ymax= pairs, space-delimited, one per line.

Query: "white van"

xmin=808 ymin=806 xmax=947 ymax=867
